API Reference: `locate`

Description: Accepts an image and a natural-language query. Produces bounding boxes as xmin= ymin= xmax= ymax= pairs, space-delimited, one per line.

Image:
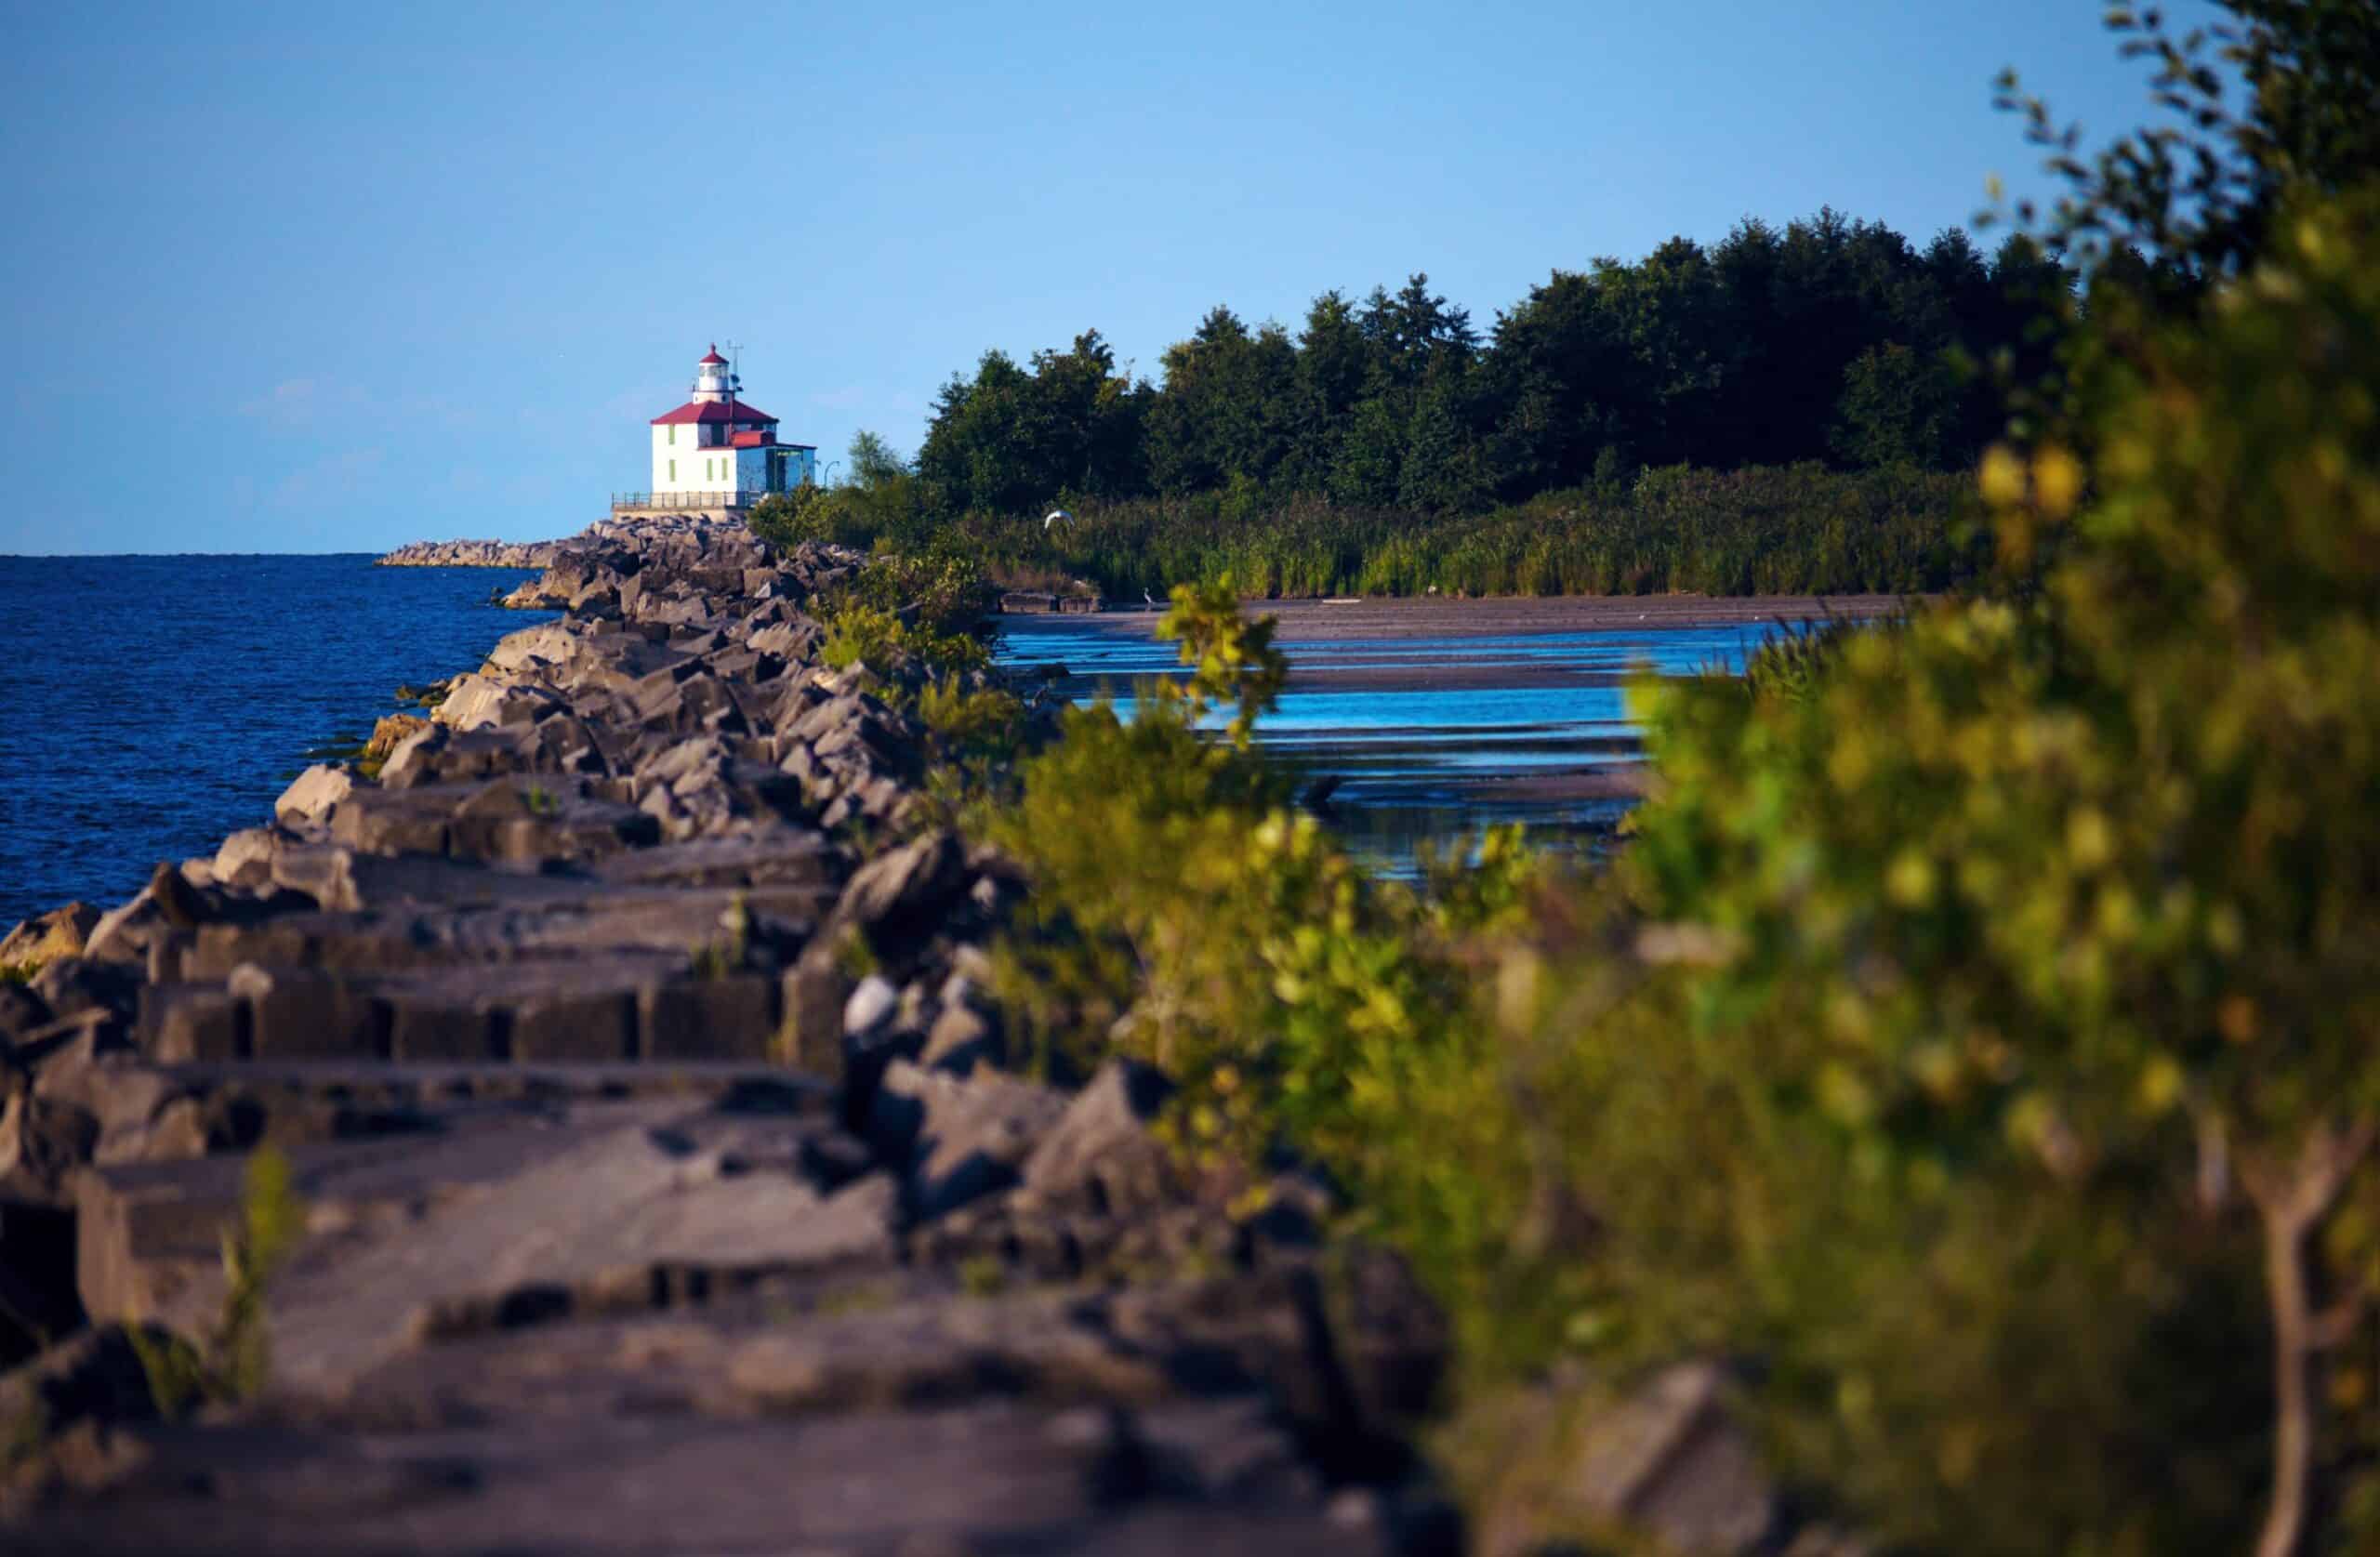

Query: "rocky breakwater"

xmin=379 ymin=514 xmax=761 ymax=573
xmin=376 ymin=537 xmax=564 ymax=568
xmin=0 ymin=520 xmax=1455 ymax=1554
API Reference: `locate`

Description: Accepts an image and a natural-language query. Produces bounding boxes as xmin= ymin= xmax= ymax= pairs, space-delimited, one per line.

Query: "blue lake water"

xmin=0 ymin=554 xmax=553 ymax=930
xmin=995 ymin=612 xmax=1786 ymax=869
xmin=0 ymin=556 xmax=1790 ymax=931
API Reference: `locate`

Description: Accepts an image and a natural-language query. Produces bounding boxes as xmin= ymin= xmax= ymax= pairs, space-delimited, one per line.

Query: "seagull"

xmin=1043 ymin=508 xmax=1073 ymax=532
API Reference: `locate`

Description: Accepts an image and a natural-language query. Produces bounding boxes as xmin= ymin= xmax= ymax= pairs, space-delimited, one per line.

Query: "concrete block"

xmin=641 ymin=974 xmax=776 ymax=1062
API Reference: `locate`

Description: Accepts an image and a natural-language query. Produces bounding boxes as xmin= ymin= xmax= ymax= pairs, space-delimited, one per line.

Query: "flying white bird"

xmin=1043 ymin=508 xmax=1074 ymax=531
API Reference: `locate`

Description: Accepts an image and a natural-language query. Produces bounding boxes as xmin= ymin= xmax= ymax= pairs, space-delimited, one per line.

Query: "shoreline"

xmin=999 ymin=589 xmax=1891 ymax=696
xmin=1017 ymin=589 xmax=1912 ymax=642
xmin=0 ymin=521 xmax=1446 ymax=1550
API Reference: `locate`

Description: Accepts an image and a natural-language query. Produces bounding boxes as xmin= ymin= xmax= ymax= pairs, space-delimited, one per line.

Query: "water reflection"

xmin=994 ymin=614 xmax=1785 ymax=873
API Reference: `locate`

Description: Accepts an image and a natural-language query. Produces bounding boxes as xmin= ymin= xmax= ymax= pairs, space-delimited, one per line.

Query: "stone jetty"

xmin=375 ymin=537 xmax=565 ymax=568
xmin=0 ymin=518 xmax=1454 ymax=1553
xmin=376 ymin=516 xmax=762 ymax=572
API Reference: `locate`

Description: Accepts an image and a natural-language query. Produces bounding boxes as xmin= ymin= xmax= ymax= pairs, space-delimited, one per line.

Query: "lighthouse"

xmin=630 ymin=345 xmax=817 ymax=514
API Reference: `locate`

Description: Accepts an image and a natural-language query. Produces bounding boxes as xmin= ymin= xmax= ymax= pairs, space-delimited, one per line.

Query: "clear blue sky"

xmin=0 ymin=0 xmax=2210 ymax=555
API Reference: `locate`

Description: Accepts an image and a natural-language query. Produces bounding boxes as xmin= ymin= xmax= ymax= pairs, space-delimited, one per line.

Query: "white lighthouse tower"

xmin=628 ymin=345 xmax=817 ymax=515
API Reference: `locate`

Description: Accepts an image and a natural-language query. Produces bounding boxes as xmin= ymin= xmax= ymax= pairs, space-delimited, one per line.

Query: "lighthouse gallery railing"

xmin=609 ymin=490 xmax=775 ymax=512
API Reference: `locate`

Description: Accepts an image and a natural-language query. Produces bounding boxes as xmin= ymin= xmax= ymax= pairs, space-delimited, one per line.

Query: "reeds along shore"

xmin=760 ymin=461 xmax=1981 ymax=604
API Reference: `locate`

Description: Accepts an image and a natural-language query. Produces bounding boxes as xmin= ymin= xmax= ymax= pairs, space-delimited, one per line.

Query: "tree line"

xmin=912 ymin=209 xmax=2080 ymax=521
xmin=924 ymin=2 xmax=2380 ymax=1549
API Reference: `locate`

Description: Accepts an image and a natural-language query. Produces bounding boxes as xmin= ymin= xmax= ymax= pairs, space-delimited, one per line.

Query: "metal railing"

xmin=609 ymin=490 xmax=768 ymax=512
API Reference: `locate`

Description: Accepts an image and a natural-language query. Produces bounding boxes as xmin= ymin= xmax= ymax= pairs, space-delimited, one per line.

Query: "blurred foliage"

xmin=946 ymin=10 xmax=2380 ymax=1553
xmin=1733 ymin=612 xmax=1893 ymax=706
xmin=1149 ymin=575 xmax=1289 ymax=746
xmin=984 ymin=583 xmax=1551 ymax=1305
xmin=915 ymin=677 xmax=1025 ymax=762
xmin=130 ymin=1147 xmax=305 ymax=1417
xmin=1989 ymin=0 xmax=2380 ymax=279
xmin=1571 ymin=184 xmax=2380 ymax=1553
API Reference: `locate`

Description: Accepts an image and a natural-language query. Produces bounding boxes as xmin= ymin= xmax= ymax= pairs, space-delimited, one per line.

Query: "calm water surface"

xmin=0 ymin=561 xmax=1787 ymax=930
xmin=0 ymin=554 xmax=552 ymax=929
xmin=995 ymin=613 xmax=1784 ymax=870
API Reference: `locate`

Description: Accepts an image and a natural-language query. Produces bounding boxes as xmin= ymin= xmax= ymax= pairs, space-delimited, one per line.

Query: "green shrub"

xmin=1733 ymin=612 xmax=1893 ymax=705
xmin=966 ymin=179 xmax=2380 ymax=1557
xmin=985 ymin=580 xmax=1558 ymax=1347
xmin=1561 ymin=185 xmax=2380 ymax=1554
xmin=818 ymin=601 xmax=989 ymax=680
xmin=942 ymin=15 xmax=2380 ymax=1554
xmin=826 ymin=549 xmax=992 ymax=638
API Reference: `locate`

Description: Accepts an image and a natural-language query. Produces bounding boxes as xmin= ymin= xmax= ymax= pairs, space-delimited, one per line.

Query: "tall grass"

xmin=939 ymin=463 xmax=1975 ymax=600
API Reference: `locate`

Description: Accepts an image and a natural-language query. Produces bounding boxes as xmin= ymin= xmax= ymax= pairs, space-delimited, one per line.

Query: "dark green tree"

xmin=1831 ymin=341 xmax=1963 ymax=468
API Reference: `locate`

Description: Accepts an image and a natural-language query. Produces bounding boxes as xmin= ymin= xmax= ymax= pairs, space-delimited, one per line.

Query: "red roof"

xmin=650 ymin=400 xmax=778 ymax=426
xmin=729 ymin=430 xmax=774 ymax=448
xmin=698 ymin=345 xmax=727 ymax=364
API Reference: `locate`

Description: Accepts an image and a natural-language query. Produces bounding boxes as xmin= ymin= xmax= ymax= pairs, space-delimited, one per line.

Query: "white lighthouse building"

xmin=628 ymin=346 xmax=817 ymax=514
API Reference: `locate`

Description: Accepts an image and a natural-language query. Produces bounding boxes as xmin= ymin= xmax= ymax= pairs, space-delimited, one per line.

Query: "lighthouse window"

xmin=668 ymin=426 xmax=676 ymax=445
xmin=668 ymin=460 xmax=675 ymax=482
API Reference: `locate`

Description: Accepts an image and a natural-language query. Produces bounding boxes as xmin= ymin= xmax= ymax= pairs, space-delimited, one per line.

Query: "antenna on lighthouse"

xmin=722 ymin=339 xmax=744 ymax=501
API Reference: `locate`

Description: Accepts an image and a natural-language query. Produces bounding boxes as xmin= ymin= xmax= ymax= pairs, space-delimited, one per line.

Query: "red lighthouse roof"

xmin=652 ymin=401 xmax=778 ymax=427
xmin=697 ymin=345 xmax=727 ymax=364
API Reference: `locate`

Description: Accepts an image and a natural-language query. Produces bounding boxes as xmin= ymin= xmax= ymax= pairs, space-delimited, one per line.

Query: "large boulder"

xmin=832 ymin=830 xmax=969 ymax=955
xmin=0 ymin=904 xmax=99 ymax=972
xmin=1018 ymin=1060 xmax=1181 ymax=1218
xmin=433 ymin=672 xmax=564 ymax=732
xmin=209 ymin=827 xmax=281 ymax=890
xmin=868 ymin=1060 xmax=1070 ymax=1221
xmin=1471 ymin=1361 xmax=1776 ymax=1557
xmin=272 ymin=764 xmax=352 ymax=826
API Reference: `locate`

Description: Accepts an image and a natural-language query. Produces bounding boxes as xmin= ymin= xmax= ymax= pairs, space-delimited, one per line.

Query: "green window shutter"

xmin=668 ymin=459 xmax=675 ymax=482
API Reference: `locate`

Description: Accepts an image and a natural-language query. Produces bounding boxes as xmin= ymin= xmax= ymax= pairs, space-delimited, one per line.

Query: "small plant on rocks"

xmin=130 ymin=1147 xmax=306 ymax=1418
